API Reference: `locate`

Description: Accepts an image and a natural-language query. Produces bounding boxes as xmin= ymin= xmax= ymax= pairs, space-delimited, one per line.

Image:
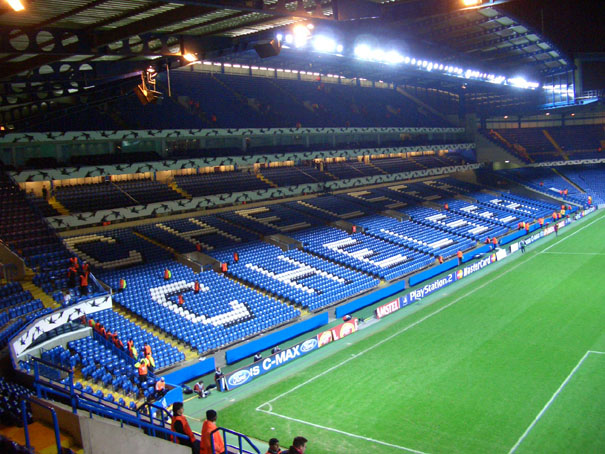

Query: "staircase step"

xmin=170 ymin=181 xmax=192 ymax=199
xmin=48 ymin=197 xmax=70 ymax=216
xmin=21 ymin=277 xmax=61 ymax=309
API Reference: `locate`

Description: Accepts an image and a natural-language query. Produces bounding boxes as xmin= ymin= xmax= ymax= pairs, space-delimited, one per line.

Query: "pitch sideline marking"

xmin=259 ymin=407 xmax=430 ymax=454
xmin=256 ymin=240 xmax=553 ymax=453
xmin=541 ymin=213 xmax=605 ymax=254
xmin=254 ymin=213 xmax=604 ymax=452
xmin=508 ymin=350 xmax=605 ymax=454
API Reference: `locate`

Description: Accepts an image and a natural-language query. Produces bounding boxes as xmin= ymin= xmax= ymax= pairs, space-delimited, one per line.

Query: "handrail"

xmin=211 ymin=427 xmax=261 ymax=454
xmin=136 ymin=400 xmax=173 ymax=425
xmin=22 ymin=397 xmax=62 ymax=454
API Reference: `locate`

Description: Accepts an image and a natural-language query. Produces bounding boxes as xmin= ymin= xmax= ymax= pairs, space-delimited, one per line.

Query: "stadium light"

xmin=6 ymin=0 xmax=25 ymax=11
xmin=313 ymin=35 xmax=337 ymax=53
xmin=462 ymin=0 xmax=482 ymax=6
xmin=354 ymin=44 xmax=372 ymax=60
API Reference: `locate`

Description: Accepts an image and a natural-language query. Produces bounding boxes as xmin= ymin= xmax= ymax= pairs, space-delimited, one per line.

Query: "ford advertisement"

xmin=225 ymin=337 xmax=319 ymax=390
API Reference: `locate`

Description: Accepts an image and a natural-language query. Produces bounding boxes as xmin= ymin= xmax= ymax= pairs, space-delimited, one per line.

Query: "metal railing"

xmin=22 ymin=397 xmax=62 ymax=454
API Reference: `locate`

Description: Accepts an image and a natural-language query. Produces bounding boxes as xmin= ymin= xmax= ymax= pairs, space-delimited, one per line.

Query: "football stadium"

xmin=0 ymin=0 xmax=603 ymax=453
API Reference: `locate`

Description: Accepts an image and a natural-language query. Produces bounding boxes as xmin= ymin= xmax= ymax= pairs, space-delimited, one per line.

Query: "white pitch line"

xmin=508 ymin=350 xmax=605 ymax=454
xmin=542 ymin=214 xmax=605 ymax=253
xmin=542 ymin=252 xmax=605 ymax=256
xmin=259 ymin=408 xmax=430 ymax=454
xmin=258 ymin=251 xmax=540 ymax=409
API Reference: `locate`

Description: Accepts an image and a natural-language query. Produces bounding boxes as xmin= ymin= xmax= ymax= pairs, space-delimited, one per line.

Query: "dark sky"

xmin=498 ymin=0 xmax=605 ymax=56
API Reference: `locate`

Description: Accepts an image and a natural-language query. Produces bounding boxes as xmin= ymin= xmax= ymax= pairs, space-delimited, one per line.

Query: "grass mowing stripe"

xmin=217 ymin=211 xmax=605 ymax=453
xmin=258 ymin=241 xmax=542 ymax=410
xmin=508 ymin=351 xmax=605 ymax=454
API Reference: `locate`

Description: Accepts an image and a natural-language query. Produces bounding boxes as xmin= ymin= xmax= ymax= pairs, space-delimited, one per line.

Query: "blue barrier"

xmin=162 ymin=357 xmax=216 ymax=385
xmin=225 ymin=313 xmax=328 ymax=365
xmin=334 ymin=280 xmax=406 ymax=318
xmin=408 ymin=260 xmax=457 ymax=287
xmin=157 ymin=384 xmax=183 ymax=410
xmin=473 ymin=245 xmax=493 ymax=256
xmin=499 ymin=230 xmax=525 ymax=245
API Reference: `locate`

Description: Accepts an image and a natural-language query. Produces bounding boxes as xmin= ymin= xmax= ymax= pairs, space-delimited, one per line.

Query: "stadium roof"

xmin=0 ymin=0 xmax=578 ymax=127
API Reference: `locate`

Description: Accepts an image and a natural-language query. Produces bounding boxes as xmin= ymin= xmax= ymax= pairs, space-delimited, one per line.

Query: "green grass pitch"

xmin=206 ymin=210 xmax=605 ymax=454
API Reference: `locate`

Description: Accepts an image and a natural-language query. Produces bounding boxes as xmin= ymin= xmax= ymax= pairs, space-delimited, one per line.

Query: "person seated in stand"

xmin=271 ymin=345 xmax=281 ymax=355
xmin=265 ymin=438 xmax=281 ymax=454
xmin=253 ymin=352 xmax=262 ymax=362
xmin=155 ymin=377 xmax=166 ymax=397
xmin=193 ymin=379 xmax=210 ymax=398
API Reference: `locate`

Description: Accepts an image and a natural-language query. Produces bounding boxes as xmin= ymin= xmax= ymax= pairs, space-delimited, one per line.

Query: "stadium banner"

xmin=575 ymin=206 xmax=596 ymax=220
xmin=495 ymin=248 xmax=507 ymax=261
xmin=317 ymin=318 xmax=359 ymax=345
xmin=456 ymin=254 xmax=497 ymax=280
xmin=225 ymin=337 xmax=319 ymax=391
xmin=408 ymin=271 xmax=457 ymax=303
xmin=375 ymin=299 xmax=401 ymax=319
xmin=10 ymin=294 xmax=112 ymax=359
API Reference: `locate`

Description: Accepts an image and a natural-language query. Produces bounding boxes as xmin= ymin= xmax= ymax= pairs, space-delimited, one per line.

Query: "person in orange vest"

xmin=143 ymin=343 xmax=152 ymax=358
xmin=127 ymin=339 xmax=138 ymax=359
xmin=588 ymin=195 xmax=592 ymax=206
xmin=491 ymin=237 xmax=498 ymax=248
xmin=137 ymin=358 xmax=148 ymax=384
xmin=438 ymin=255 xmax=444 ymax=265
xmin=561 ymin=204 xmax=565 ymax=211
xmin=233 ymin=252 xmax=239 ymax=263
xmin=99 ymin=324 xmax=107 ymax=339
xmin=457 ymin=250 xmax=463 ymax=265
xmin=196 ymin=243 xmax=201 ymax=252
xmin=517 ymin=221 xmax=523 ymax=230
xmin=79 ymin=272 xmax=89 ymax=296
xmin=525 ymin=222 xmax=530 ymax=234
xmin=155 ymin=377 xmax=166 ymax=397
xmin=552 ymin=211 xmax=557 ymax=221
xmin=67 ymin=265 xmax=78 ymax=289
xmin=69 ymin=256 xmax=79 ymax=270
xmin=81 ymin=261 xmax=90 ymax=276
xmin=564 ymin=189 xmax=568 ymax=196
xmin=194 ymin=281 xmax=200 ymax=293
xmin=201 ymin=409 xmax=225 ymax=454
xmin=485 ymin=237 xmax=490 ymax=245
xmin=444 ymin=203 xmax=449 ymax=210
xmin=171 ymin=402 xmax=200 ymax=454
xmin=539 ymin=218 xmax=544 ymax=228
xmin=113 ymin=333 xmax=124 ymax=350
xmin=118 ymin=278 xmax=126 ymax=292
xmin=178 ymin=294 xmax=184 ymax=306
xmin=221 ymin=263 xmax=227 ymax=273
xmin=164 ymin=269 xmax=171 ymax=280
xmin=557 ymin=212 xmax=562 ymax=219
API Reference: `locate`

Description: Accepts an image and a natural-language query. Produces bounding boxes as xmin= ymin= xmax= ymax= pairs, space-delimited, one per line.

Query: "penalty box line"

xmin=508 ymin=350 xmax=605 ymax=454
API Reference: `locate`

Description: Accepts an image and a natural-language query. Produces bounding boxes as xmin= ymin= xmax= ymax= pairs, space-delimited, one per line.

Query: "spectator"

xmin=171 ymin=402 xmax=200 ymax=454
xmin=193 ymin=379 xmax=209 ymax=398
xmin=164 ymin=268 xmax=171 ymax=280
xmin=271 ymin=346 xmax=281 ymax=355
xmin=155 ymin=377 xmax=166 ymax=397
xmin=457 ymin=250 xmax=463 ymax=266
xmin=201 ymin=409 xmax=224 ymax=454
xmin=285 ymin=436 xmax=308 ymax=454
xmin=214 ymin=367 xmax=226 ymax=391
xmin=79 ymin=272 xmax=89 ymax=296
xmin=265 ymin=438 xmax=281 ymax=454
xmin=253 ymin=352 xmax=262 ymax=362
xmin=62 ymin=291 xmax=71 ymax=307
xmin=520 ymin=240 xmax=526 ymax=253
xmin=136 ymin=358 xmax=148 ymax=384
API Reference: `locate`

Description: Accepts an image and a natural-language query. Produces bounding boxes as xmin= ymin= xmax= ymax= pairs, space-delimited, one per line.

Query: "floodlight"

xmin=462 ymin=0 xmax=482 ymax=6
xmin=404 ymin=57 xmax=410 ymax=64
xmin=285 ymin=34 xmax=293 ymax=44
xmin=336 ymin=44 xmax=343 ymax=53
xmin=371 ymin=49 xmax=385 ymax=62
xmin=183 ymin=53 xmax=198 ymax=63
xmin=354 ymin=44 xmax=372 ymax=60
xmin=313 ymin=35 xmax=336 ymax=53
xmin=6 ymin=0 xmax=25 ymax=11
xmin=385 ymin=51 xmax=404 ymax=64
xmin=293 ymin=25 xmax=311 ymax=38
xmin=276 ymin=33 xmax=283 ymax=42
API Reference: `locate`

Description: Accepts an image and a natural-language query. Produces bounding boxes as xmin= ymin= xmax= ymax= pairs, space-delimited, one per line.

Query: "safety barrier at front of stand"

xmin=22 ymin=398 xmax=62 ymax=454
xmin=213 ymin=427 xmax=260 ymax=454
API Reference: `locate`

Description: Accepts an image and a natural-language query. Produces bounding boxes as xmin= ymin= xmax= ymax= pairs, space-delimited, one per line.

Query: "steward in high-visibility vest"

xmin=118 ymin=278 xmax=126 ymax=291
xmin=145 ymin=354 xmax=156 ymax=373
xmin=137 ymin=359 xmax=148 ymax=383
xmin=457 ymin=250 xmax=463 ymax=265
xmin=438 ymin=256 xmax=444 ymax=264
xmin=164 ymin=269 xmax=172 ymax=280
xmin=194 ymin=281 xmax=200 ymax=293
